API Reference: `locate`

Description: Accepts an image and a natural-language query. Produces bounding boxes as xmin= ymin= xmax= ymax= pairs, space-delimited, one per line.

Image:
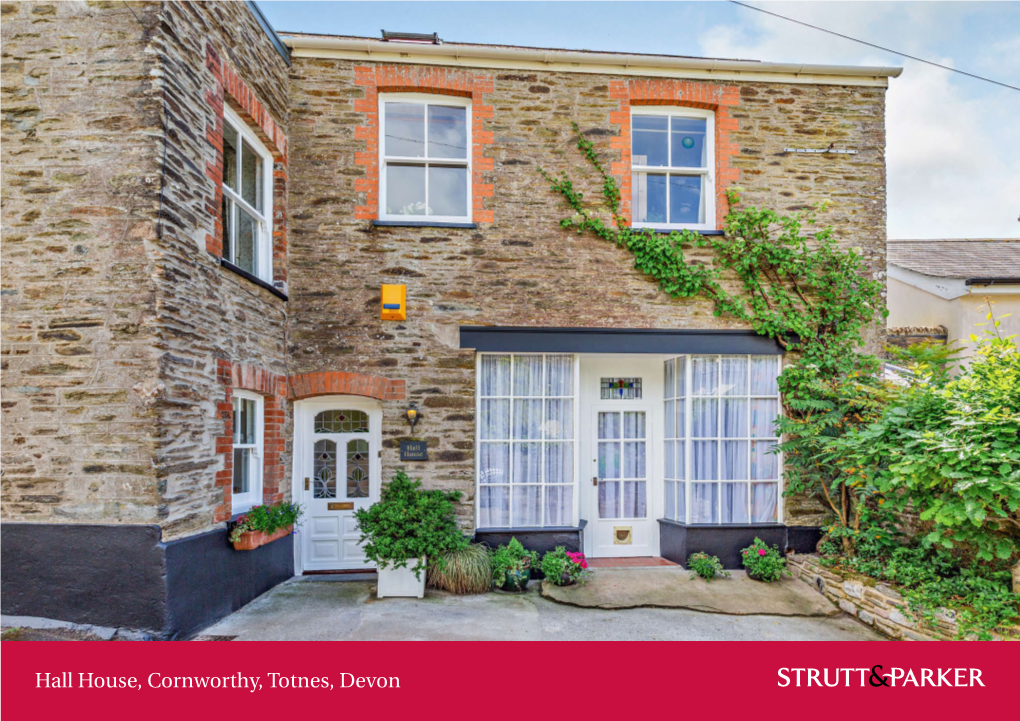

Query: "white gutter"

xmin=282 ymin=34 xmax=902 ymax=87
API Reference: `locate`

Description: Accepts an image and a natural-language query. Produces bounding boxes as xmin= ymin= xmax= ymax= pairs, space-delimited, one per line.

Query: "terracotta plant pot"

xmin=232 ymin=524 xmax=293 ymax=551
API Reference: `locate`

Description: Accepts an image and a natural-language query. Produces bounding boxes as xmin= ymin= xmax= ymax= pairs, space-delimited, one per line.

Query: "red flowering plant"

xmin=740 ymin=537 xmax=789 ymax=583
xmin=541 ymin=547 xmax=592 ymax=586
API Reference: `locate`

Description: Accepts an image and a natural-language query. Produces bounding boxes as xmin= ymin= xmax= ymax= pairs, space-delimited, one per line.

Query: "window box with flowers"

xmin=229 ymin=502 xmax=303 ymax=551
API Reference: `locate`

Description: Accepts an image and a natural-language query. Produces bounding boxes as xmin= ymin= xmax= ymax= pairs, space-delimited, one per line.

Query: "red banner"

xmin=1 ymin=641 xmax=1015 ymax=719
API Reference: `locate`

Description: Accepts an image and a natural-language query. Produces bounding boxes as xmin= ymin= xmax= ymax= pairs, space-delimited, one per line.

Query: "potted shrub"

xmin=229 ymin=502 xmax=302 ymax=551
xmin=355 ymin=470 xmax=467 ymax=599
xmin=687 ymin=552 xmax=729 ymax=581
xmin=540 ymin=547 xmax=591 ymax=586
xmin=740 ymin=537 xmax=789 ymax=582
xmin=490 ymin=538 xmax=538 ymax=592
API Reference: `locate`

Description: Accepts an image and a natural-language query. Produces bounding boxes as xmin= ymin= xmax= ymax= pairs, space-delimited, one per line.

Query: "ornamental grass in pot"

xmin=354 ymin=470 xmax=467 ymax=598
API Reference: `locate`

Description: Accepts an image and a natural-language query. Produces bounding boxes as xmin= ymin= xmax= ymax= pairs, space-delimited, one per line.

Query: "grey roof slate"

xmin=887 ymin=239 xmax=1020 ymax=279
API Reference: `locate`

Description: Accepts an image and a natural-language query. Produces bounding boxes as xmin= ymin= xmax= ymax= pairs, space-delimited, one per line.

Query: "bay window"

xmin=221 ymin=106 xmax=273 ymax=281
xmin=664 ymin=355 xmax=781 ymax=524
xmin=476 ymin=354 xmax=577 ymax=528
xmin=232 ymin=390 xmax=264 ymax=513
xmin=380 ymin=95 xmax=471 ymax=222
xmin=631 ymin=108 xmax=715 ymax=231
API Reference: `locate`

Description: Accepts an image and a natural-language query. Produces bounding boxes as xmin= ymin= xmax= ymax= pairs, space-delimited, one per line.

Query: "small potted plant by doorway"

xmin=355 ymin=470 xmax=467 ymax=599
xmin=229 ymin=502 xmax=302 ymax=551
xmin=540 ymin=547 xmax=591 ymax=587
xmin=740 ymin=537 xmax=789 ymax=583
xmin=490 ymin=538 xmax=539 ymax=592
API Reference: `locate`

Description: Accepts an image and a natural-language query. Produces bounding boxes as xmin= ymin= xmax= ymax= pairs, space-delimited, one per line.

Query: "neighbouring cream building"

xmin=887 ymin=239 xmax=1020 ymax=365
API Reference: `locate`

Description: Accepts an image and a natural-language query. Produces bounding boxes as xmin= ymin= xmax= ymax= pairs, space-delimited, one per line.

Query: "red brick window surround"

xmin=213 ymin=365 xmax=406 ymax=523
xmin=354 ymin=65 xmax=495 ymax=223
xmin=289 ymin=371 xmax=406 ymax=402
xmin=214 ymin=360 xmax=288 ymax=522
xmin=205 ymin=43 xmax=289 ymax=286
xmin=609 ymin=79 xmax=740 ymax=230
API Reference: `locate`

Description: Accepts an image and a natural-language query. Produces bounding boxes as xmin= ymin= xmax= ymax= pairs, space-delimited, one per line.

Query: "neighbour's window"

xmin=477 ymin=354 xmax=576 ymax=528
xmin=222 ymin=106 xmax=273 ymax=281
xmin=232 ymin=391 xmax=264 ymax=512
xmin=664 ymin=355 xmax=780 ymax=524
xmin=631 ymin=108 xmax=715 ymax=231
xmin=380 ymin=95 xmax=471 ymax=222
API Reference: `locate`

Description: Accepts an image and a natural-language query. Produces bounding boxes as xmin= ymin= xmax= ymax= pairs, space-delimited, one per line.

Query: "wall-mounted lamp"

xmin=404 ymin=402 xmax=420 ymax=433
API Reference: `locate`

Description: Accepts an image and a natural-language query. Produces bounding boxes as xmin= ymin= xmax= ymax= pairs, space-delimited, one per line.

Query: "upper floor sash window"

xmin=380 ymin=95 xmax=471 ymax=222
xmin=222 ymin=105 xmax=274 ymax=281
xmin=631 ymin=107 xmax=715 ymax=232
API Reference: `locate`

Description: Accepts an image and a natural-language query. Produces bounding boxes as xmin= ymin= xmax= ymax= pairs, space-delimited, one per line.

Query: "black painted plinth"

xmin=1 ymin=522 xmax=293 ymax=639
xmin=658 ymin=519 xmax=821 ymax=569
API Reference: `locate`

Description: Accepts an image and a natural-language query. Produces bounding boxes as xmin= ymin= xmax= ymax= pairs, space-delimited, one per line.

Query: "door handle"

xmin=304 ymin=477 xmax=310 ymax=491
xmin=592 ymin=476 xmax=598 ymax=487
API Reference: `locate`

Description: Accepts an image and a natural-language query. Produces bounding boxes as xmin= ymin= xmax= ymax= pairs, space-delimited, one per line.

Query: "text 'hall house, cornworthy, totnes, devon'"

xmin=0 ymin=1 xmax=901 ymax=638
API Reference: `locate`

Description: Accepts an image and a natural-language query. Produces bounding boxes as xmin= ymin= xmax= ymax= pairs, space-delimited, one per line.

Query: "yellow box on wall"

xmin=380 ymin=284 xmax=406 ymax=321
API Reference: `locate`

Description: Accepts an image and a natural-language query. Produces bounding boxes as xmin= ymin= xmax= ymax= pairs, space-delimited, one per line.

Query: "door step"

xmin=587 ymin=557 xmax=678 ymax=568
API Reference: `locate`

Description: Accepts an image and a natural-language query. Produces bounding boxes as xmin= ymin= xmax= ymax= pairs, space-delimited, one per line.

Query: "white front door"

xmin=579 ymin=355 xmax=662 ymax=558
xmin=296 ymin=399 xmax=381 ymax=571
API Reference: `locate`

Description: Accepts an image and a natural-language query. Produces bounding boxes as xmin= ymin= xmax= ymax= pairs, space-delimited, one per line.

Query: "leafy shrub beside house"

xmin=819 ymin=313 xmax=1020 ymax=639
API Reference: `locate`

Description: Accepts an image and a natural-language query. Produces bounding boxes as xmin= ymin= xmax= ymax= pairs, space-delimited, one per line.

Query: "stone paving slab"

xmin=196 ymin=575 xmax=882 ymax=641
xmin=542 ymin=567 xmax=840 ymax=616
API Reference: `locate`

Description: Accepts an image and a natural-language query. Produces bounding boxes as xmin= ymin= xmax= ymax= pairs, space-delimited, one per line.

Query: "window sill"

xmin=632 ymin=227 xmax=724 ymax=236
xmin=372 ymin=219 xmax=478 ymax=229
xmin=220 ymin=259 xmax=288 ymax=301
xmin=658 ymin=518 xmax=784 ymax=528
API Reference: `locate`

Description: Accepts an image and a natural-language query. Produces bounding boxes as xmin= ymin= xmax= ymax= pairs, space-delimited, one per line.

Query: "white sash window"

xmin=380 ymin=95 xmax=472 ymax=222
xmin=632 ymin=107 xmax=715 ymax=231
xmin=221 ymin=106 xmax=274 ymax=281
xmin=477 ymin=354 xmax=578 ymax=528
xmin=232 ymin=390 xmax=264 ymax=513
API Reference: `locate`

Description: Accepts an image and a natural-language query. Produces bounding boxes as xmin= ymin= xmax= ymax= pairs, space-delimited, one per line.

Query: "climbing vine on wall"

xmin=539 ymin=124 xmax=889 ymax=549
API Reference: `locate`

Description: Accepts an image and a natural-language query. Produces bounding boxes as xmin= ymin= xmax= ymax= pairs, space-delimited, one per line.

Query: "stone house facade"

xmin=1 ymin=1 xmax=900 ymax=637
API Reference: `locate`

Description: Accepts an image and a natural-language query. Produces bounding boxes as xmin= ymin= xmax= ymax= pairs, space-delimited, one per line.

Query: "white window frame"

xmin=378 ymin=93 xmax=473 ymax=223
xmin=231 ymin=389 xmax=264 ymax=513
xmin=631 ymin=106 xmax=716 ymax=232
xmin=474 ymin=353 xmax=581 ymax=530
xmin=222 ymin=105 xmax=274 ymax=282
xmin=664 ymin=354 xmax=783 ymax=525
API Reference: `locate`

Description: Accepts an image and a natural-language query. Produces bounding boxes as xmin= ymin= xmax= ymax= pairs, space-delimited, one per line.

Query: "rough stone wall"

xmin=788 ymin=554 xmax=1015 ymax=641
xmin=1 ymin=1 xmax=164 ymax=524
xmin=286 ymin=58 xmax=889 ymax=526
xmin=2 ymin=1 xmax=292 ymax=540
xmin=149 ymin=1 xmax=291 ymax=539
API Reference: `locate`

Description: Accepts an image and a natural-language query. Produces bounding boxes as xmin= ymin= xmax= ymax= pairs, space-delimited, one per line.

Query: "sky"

xmin=258 ymin=1 xmax=1020 ymax=239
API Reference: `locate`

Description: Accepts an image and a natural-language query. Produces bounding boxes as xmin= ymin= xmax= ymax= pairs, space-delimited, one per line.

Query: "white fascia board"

xmin=968 ymin=283 xmax=1020 ymax=295
xmin=282 ymin=35 xmax=901 ymax=88
xmin=888 ymin=264 xmax=969 ymax=300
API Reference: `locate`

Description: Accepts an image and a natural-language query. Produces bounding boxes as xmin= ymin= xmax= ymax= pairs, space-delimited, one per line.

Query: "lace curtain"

xmin=478 ymin=354 xmax=574 ymax=528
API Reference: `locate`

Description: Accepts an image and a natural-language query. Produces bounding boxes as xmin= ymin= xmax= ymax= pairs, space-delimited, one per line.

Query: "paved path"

xmin=202 ymin=576 xmax=885 ymax=641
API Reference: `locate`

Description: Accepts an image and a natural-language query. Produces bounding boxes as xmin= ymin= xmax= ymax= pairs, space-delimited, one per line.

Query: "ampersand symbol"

xmin=869 ymin=665 xmax=890 ymax=687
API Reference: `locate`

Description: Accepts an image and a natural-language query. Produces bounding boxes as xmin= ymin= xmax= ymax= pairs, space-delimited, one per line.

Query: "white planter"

xmin=377 ymin=558 xmax=426 ymax=598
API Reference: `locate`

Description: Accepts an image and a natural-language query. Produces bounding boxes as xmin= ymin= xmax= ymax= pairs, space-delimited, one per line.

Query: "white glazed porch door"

xmin=298 ymin=401 xmax=380 ymax=571
xmin=588 ymin=406 xmax=655 ymax=557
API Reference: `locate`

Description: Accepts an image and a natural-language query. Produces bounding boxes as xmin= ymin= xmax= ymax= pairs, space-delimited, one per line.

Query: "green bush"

xmin=229 ymin=502 xmax=302 ymax=543
xmin=740 ymin=537 xmax=788 ymax=582
xmin=490 ymin=538 xmax=538 ymax=587
xmin=354 ymin=470 xmax=467 ymax=579
xmin=687 ymin=552 xmax=729 ymax=582
xmin=427 ymin=543 xmax=491 ymax=595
